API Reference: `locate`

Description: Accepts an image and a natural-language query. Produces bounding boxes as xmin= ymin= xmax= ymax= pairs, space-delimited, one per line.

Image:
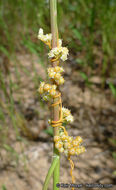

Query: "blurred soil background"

xmin=0 ymin=0 xmax=116 ymax=189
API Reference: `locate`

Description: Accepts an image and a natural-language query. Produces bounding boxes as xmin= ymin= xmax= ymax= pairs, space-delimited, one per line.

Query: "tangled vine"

xmin=38 ymin=28 xmax=85 ymax=187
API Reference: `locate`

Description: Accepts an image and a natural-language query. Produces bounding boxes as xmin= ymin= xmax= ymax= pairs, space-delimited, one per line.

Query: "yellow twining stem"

xmin=59 ymin=126 xmax=68 ymax=136
xmin=50 ymin=92 xmax=75 ymax=188
xmin=68 ymin=156 xmax=75 ymax=190
xmin=50 ymin=93 xmax=62 ymax=128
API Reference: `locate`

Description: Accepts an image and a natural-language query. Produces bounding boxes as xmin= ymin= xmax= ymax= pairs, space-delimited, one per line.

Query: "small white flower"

xmin=45 ymin=34 xmax=52 ymax=41
xmin=62 ymin=107 xmax=71 ymax=117
xmin=48 ymin=46 xmax=69 ymax=62
xmin=60 ymin=47 xmax=69 ymax=61
xmin=65 ymin=115 xmax=74 ymax=123
xmin=38 ymin=28 xmax=52 ymax=43
xmin=48 ymin=47 xmax=61 ymax=58
xmin=38 ymin=28 xmax=43 ymax=36
xmin=61 ymin=54 xmax=67 ymax=61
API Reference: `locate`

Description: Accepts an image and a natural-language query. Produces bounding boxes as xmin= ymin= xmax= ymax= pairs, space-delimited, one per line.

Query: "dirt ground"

xmin=0 ymin=54 xmax=116 ymax=190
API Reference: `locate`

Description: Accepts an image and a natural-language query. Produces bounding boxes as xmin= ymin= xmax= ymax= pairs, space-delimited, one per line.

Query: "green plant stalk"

xmin=42 ymin=156 xmax=59 ymax=190
xmin=42 ymin=1 xmax=60 ymax=189
xmin=50 ymin=0 xmax=60 ymax=190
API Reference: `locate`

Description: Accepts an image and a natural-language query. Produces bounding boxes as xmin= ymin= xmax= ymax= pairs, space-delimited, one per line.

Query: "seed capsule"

xmin=61 ymin=134 xmax=67 ymax=141
xmin=55 ymin=141 xmax=63 ymax=149
xmin=54 ymin=66 xmax=61 ymax=72
xmin=58 ymin=77 xmax=65 ymax=85
xmin=69 ymin=148 xmax=75 ymax=155
xmin=48 ymin=67 xmax=54 ymax=73
xmin=43 ymin=95 xmax=50 ymax=101
xmin=75 ymin=146 xmax=85 ymax=155
xmin=43 ymin=84 xmax=50 ymax=91
xmin=51 ymin=85 xmax=57 ymax=90
xmin=72 ymin=140 xmax=79 ymax=147
xmin=49 ymin=89 xmax=56 ymax=97
xmin=76 ymin=136 xmax=83 ymax=144
xmin=54 ymin=73 xmax=61 ymax=80
xmin=68 ymin=136 xmax=73 ymax=142
xmin=64 ymin=142 xmax=71 ymax=149
xmin=48 ymin=72 xmax=55 ymax=78
xmin=58 ymin=147 xmax=64 ymax=153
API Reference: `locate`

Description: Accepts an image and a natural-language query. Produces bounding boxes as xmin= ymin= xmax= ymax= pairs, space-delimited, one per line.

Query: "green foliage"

xmin=2 ymin=185 xmax=7 ymax=190
xmin=80 ymin=72 xmax=92 ymax=86
xmin=109 ymin=83 xmax=116 ymax=98
xmin=43 ymin=126 xmax=53 ymax=136
xmin=3 ymin=144 xmax=19 ymax=164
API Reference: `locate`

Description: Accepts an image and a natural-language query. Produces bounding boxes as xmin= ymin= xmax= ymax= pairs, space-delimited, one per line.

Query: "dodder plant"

xmin=38 ymin=0 xmax=85 ymax=189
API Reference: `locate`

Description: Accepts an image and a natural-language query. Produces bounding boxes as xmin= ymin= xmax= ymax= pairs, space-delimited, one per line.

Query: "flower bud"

xmin=59 ymin=147 xmax=64 ymax=153
xmin=38 ymin=87 xmax=44 ymax=94
xmin=54 ymin=136 xmax=61 ymax=142
xmin=59 ymin=132 xmax=64 ymax=136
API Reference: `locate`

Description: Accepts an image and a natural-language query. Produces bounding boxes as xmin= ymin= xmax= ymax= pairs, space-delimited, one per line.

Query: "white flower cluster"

xmin=62 ymin=107 xmax=74 ymax=123
xmin=54 ymin=130 xmax=85 ymax=156
xmin=47 ymin=66 xmax=65 ymax=85
xmin=38 ymin=28 xmax=85 ymax=161
xmin=38 ymin=28 xmax=52 ymax=44
xmin=48 ymin=46 xmax=69 ymax=61
xmin=38 ymin=28 xmax=62 ymax=48
xmin=38 ymin=28 xmax=69 ymax=61
xmin=38 ymin=81 xmax=57 ymax=101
